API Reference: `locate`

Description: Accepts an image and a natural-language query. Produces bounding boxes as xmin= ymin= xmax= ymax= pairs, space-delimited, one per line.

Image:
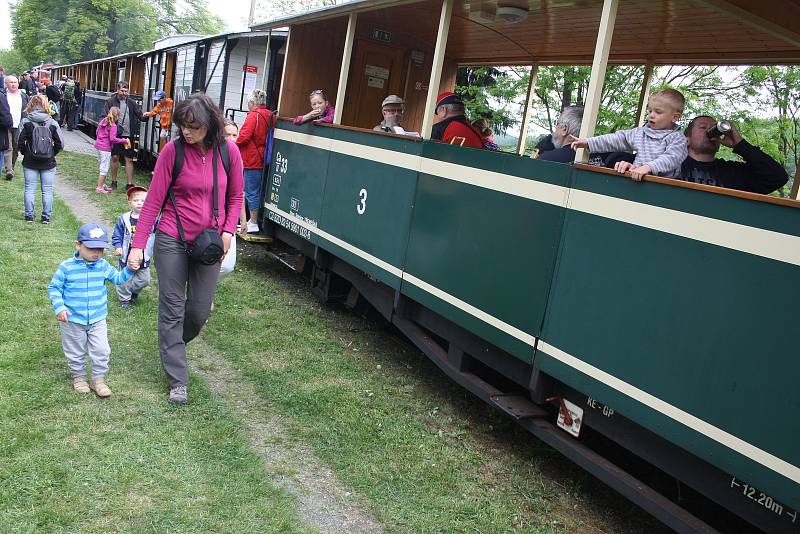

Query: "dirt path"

xmin=190 ymin=339 xmax=383 ymax=534
xmin=55 ymin=142 xmax=384 ymax=534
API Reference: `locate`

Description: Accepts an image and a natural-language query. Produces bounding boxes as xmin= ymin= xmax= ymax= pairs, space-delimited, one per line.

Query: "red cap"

xmin=126 ymin=185 xmax=148 ymax=198
xmin=435 ymin=92 xmax=462 ymax=108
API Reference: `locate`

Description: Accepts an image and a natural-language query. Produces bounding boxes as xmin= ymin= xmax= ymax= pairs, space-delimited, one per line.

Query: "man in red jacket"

xmin=236 ymin=89 xmax=275 ymax=234
xmin=430 ymin=92 xmax=484 ymax=149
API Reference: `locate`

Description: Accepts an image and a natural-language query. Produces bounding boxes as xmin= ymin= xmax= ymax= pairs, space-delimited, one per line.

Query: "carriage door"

xmin=342 ymin=39 xmax=405 ymax=129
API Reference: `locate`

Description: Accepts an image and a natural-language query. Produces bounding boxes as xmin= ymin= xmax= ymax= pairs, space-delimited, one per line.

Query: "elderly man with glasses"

xmin=373 ymin=95 xmax=406 ymax=133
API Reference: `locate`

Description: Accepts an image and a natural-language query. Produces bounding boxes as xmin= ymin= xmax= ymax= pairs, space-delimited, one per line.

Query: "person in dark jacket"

xmin=3 ymin=75 xmax=30 ymax=180
xmin=43 ymin=78 xmax=62 ymax=121
xmin=18 ymin=95 xmax=64 ymax=224
xmin=538 ymin=106 xmax=583 ymax=163
xmin=0 ymin=90 xmax=12 ymax=173
xmin=681 ymin=116 xmax=788 ymax=195
xmin=104 ymin=81 xmax=146 ymax=191
xmin=430 ymin=92 xmax=484 ymax=149
xmin=20 ymin=72 xmax=38 ymax=96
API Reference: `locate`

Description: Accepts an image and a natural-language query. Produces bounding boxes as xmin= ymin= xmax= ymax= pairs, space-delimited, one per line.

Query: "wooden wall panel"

xmin=278 ymin=18 xmax=348 ymax=119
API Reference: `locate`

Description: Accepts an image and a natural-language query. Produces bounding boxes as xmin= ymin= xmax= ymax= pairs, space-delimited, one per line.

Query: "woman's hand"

xmin=127 ymin=248 xmax=144 ymax=270
xmin=220 ymin=232 xmax=233 ymax=262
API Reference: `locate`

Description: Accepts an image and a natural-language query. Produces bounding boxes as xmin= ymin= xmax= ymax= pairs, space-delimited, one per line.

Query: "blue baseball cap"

xmin=76 ymin=223 xmax=111 ymax=248
xmin=154 ymin=90 xmax=166 ymax=100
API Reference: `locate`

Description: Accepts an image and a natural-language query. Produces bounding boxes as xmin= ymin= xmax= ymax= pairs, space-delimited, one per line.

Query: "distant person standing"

xmin=61 ymin=77 xmax=78 ymax=130
xmin=105 ymin=81 xmax=146 ymax=191
xmin=20 ymin=72 xmax=38 ymax=96
xmin=0 ymin=87 xmax=12 ymax=175
xmin=43 ymin=77 xmax=63 ymax=122
xmin=18 ymin=95 xmax=64 ymax=224
xmin=143 ymin=90 xmax=174 ymax=152
xmin=236 ymin=88 xmax=273 ymax=235
xmin=0 ymin=67 xmax=5 ymax=90
xmin=3 ymin=75 xmax=30 ymax=181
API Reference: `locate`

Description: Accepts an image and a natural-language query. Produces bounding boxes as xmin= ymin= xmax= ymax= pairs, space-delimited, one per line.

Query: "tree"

xmin=10 ymin=0 xmax=223 ymax=65
xmin=457 ymin=66 xmax=529 ymax=134
xmin=0 ymin=49 xmax=29 ymax=76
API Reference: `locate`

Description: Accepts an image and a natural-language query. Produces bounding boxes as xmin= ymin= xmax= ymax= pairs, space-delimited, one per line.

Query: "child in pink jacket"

xmin=94 ymin=107 xmax=129 ymax=193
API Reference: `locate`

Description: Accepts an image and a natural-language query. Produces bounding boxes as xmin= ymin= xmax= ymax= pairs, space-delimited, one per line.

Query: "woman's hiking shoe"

xmin=169 ymin=386 xmax=188 ymax=405
xmin=5 ymin=172 xmax=12 ymax=181
xmin=90 ymin=379 xmax=112 ymax=398
xmin=73 ymin=376 xmax=90 ymax=393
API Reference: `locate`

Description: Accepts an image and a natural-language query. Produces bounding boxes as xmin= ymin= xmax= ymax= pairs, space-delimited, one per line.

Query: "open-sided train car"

xmin=252 ymin=1 xmax=800 ymax=532
xmin=138 ymin=30 xmax=287 ymax=164
xmin=51 ymin=51 xmax=146 ymax=130
xmin=50 ymin=30 xmax=287 ymax=166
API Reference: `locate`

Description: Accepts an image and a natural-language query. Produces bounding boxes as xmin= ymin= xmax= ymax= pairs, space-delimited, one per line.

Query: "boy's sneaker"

xmin=90 ymin=378 xmax=112 ymax=398
xmin=130 ymin=292 xmax=139 ymax=302
xmin=95 ymin=187 xmax=111 ymax=194
xmin=73 ymin=376 xmax=90 ymax=393
xmin=119 ymin=300 xmax=132 ymax=309
xmin=5 ymin=172 xmax=12 ymax=181
xmin=169 ymin=386 xmax=188 ymax=405
xmin=24 ymin=215 xmax=34 ymax=223
xmin=41 ymin=217 xmax=50 ymax=225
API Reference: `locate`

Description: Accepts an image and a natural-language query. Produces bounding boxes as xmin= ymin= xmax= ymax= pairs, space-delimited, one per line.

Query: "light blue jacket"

xmin=48 ymin=253 xmax=133 ymax=325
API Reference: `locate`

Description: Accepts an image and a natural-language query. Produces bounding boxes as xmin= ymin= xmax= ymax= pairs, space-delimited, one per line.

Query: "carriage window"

xmin=117 ymin=60 xmax=127 ymax=83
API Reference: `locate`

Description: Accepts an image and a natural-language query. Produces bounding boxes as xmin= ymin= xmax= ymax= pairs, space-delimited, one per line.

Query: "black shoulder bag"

xmin=167 ymin=139 xmax=231 ymax=265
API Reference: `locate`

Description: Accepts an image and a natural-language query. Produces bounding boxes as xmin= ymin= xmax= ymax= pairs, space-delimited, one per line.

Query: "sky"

xmin=0 ymin=0 xmax=257 ymax=52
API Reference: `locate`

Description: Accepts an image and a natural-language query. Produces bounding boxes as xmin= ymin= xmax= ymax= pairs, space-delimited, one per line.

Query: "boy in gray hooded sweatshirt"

xmin=571 ymin=88 xmax=687 ymax=181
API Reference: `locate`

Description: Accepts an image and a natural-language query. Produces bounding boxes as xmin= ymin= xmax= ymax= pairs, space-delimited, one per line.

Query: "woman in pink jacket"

xmin=126 ymin=93 xmax=244 ymax=405
xmin=94 ymin=107 xmax=129 ymax=193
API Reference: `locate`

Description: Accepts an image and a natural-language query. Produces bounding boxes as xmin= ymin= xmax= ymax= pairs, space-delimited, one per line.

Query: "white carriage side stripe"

xmin=568 ymin=189 xmax=800 ymax=267
xmin=266 ymin=204 xmax=537 ymax=348
xmin=267 ymin=205 xmax=403 ymax=277
xmin=275 ymin=129 xmax=800 ymax=267
xmin=537 ymin=341 xmax=800 ymax=485
xmin=401 ymin=273 xmax=538 ymax=347
xmin=276 ymin=129 xmax=421 ymax=171
xmin=275 ymin=129 xmax=569 ymax=207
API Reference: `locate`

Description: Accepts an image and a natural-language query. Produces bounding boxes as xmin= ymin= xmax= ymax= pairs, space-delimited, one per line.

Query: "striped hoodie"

xmin=587 ymin=124 xmax=688 ymax=178
xmin=48 ymin=253 xmax=133 ymax=325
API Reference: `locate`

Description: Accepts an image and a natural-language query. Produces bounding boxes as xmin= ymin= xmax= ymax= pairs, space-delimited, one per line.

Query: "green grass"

xmin=0 ymin=150 xmax=668 ymax=533
xmin=0 ymin=157 xmax=307 ymax=533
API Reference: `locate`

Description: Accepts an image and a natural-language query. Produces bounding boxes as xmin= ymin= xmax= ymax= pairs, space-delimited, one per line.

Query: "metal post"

xmin=333 ymin=13 xmax=357 ymax=125
xmin=517 ymin=64 xmax=539 ymax=156
xmin=262 ymin=30 xmax=272 ymax=91
xmin=276 ymin=29 xmax=291 ymax=114
xmin=421 ymin=0 xmax=454 ymax=139
xmin=635 ymin=63 xmax=654 ymax=127
xmin=574 ymin=0 xmax=619 ymax=162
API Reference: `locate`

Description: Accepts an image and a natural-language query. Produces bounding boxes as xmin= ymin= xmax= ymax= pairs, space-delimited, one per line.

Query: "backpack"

xmin=64 ymin=80 xmax=76 ymax=104
xmin=29 ymin=119 xmax=55 ymax=161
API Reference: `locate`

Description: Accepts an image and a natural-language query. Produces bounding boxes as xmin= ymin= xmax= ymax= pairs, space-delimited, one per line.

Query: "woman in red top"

xmin=236 ymin=89 xmax=274 ymax=234
xmin=127 ymin=93 xmax=244 ymax=405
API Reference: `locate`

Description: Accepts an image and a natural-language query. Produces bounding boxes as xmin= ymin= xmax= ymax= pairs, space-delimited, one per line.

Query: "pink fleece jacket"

xmin=94 ymin=118 xmax=127 ymax=152
xmin=132 ymin=139 xmax=244 ymax=248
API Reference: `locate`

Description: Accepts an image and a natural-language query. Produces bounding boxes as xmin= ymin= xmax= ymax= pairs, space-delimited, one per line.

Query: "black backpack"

xmin=29 ymin=119 xmax=54 ymax=161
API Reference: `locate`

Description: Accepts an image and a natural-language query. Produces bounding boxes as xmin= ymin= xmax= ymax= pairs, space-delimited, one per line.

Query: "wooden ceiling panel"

xmin=444 ymin=0 xmax=800 ymax=64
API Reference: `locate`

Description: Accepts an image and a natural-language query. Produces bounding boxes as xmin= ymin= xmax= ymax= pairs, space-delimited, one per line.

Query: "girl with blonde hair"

xmin=94 ymin=106 xmax=129 ymax=193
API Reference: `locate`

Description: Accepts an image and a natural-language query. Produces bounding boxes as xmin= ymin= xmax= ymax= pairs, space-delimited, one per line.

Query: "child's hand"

xmin=115 ymin=248 xmax=123 ymax=256
xmin=569 ymin=135 xmax=588 ymax=150
xmin=628 ymin=164 xmax=652 ymax=181
xmin=127 ymin=248 xmax=144 ymax=270
xmin=614 ymin=161 xmax=634 ymax=174
xmin=56 ymin=310 xmax=70 ymax=322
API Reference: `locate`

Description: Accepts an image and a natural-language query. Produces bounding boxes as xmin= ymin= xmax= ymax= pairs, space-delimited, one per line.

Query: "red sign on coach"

xmin=243 ymin=65 xmax=258 ymax=73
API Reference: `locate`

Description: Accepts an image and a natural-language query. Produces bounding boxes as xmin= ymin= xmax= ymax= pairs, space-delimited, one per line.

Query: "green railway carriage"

xmin=253 ymin=1 xmax=800 ymax=532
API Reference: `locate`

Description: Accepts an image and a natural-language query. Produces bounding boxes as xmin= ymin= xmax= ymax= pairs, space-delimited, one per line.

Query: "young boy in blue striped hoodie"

xmin=48 ymin=223 xmax=134 ymax=397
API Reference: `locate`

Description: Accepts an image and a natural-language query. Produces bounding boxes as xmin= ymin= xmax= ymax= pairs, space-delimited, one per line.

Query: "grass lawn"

xmin=0 ymin=149 xmax=668 ymax=533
